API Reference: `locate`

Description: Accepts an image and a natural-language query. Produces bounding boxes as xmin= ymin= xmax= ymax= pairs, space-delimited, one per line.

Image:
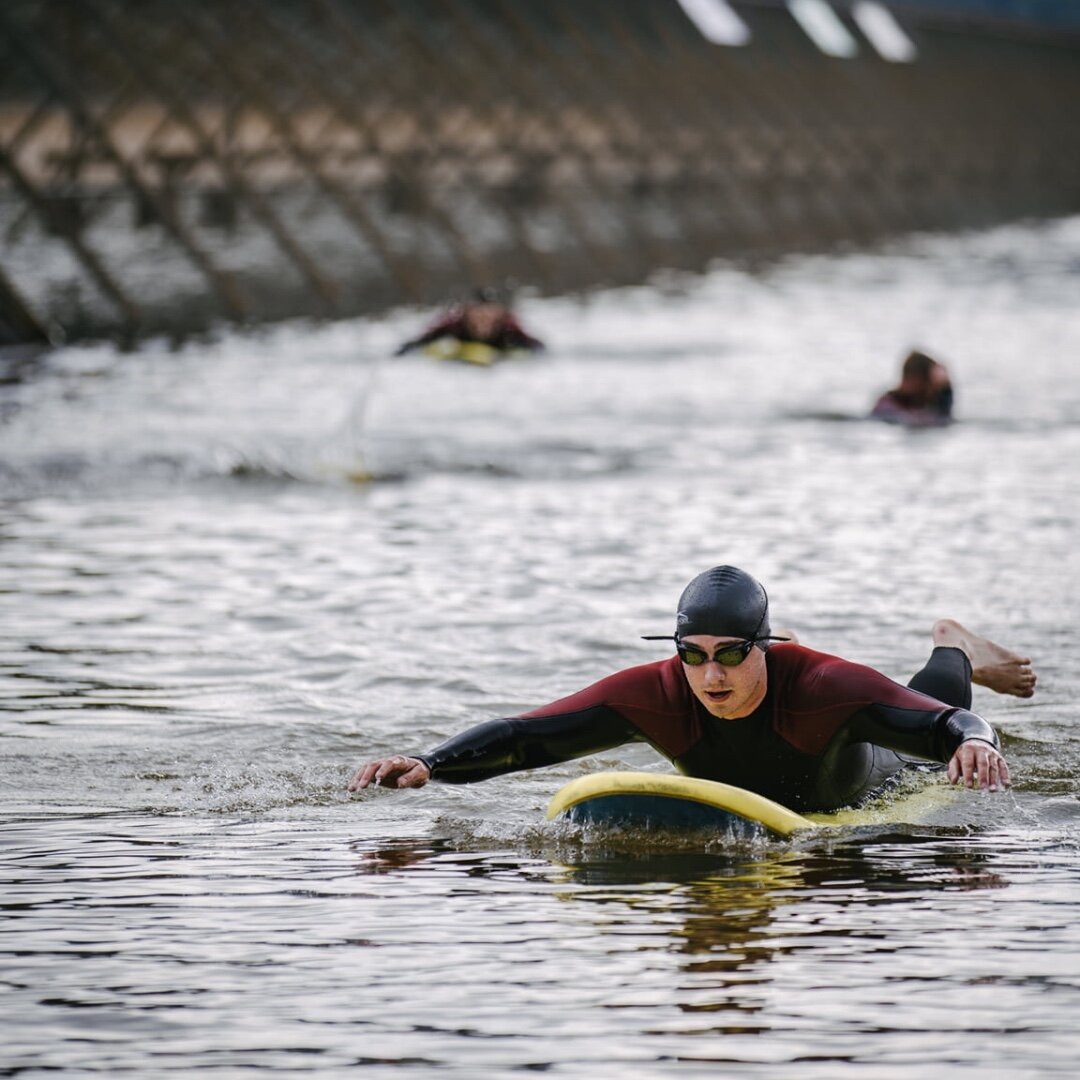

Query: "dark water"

xmin=3 ymin=217 xmax=1080 ymax=1077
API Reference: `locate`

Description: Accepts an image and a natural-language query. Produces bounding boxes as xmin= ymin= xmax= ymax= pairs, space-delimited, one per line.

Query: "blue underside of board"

xmin=564 ymin=793 xmax=764 ymax=836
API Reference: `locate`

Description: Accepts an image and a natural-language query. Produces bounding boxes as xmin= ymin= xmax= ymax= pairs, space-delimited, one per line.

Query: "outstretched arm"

xmin=851 ymin=702 xmax=1010 ymax=791
xmin=394 ymin=313 xmax=464 ymax=355
xmin=348 ymin=706 xmax=639 ymax=792
xmin=394 ymin=327 xmax=444 ymax=355
xmin=499 ymin=325 xmax=545 ymax=351
xmin=349 ymin=756 xmax=430 ymax=790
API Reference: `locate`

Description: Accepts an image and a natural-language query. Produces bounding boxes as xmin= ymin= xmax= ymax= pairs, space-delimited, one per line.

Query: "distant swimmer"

xmin=349 ymin=565 xmax=1035 ymax=812
xmin=870 ymin=349 xmax=954 ymax=426
xmin=394 ymin=288 xmax=545 ymax=361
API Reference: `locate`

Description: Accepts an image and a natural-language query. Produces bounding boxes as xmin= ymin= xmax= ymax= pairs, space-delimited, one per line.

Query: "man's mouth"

xmin=705 ymin=689 xmax=732 ymax=703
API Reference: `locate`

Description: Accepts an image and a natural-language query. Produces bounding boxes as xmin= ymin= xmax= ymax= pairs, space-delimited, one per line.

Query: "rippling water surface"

xmin=3 ymin=219 xmax=1080 ymax=1077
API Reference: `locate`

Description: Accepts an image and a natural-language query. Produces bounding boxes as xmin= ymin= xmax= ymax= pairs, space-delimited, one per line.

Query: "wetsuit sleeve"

xmin=846 ymin=703 xmax=999 ymax=762
xmin=869 ymin=392 xmax=901 ymax=419
xmin=416 ymin=706 xmax=640 ymax=783
xmin=868 ymin=390 xmax=951 ymax=427
xmin=395 ymin=313 xmax=465 ymax=354
xmin=775 ymin=648 xmax=1001 ymax=762
xmin=494 ymin=315 xmax=544 ymax=351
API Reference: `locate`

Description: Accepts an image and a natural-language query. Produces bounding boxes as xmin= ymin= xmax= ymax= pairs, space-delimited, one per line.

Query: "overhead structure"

xmin=1 ymin=0 xmax=1078 ymax=343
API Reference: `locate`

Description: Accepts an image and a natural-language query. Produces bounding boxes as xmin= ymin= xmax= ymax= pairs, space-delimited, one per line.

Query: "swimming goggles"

xmin=642 ymin=635 xmax=791 ymax=667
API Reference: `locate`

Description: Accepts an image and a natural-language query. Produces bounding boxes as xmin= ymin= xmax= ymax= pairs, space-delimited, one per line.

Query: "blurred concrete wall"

xmin=1 ymin=0 xmax=1079 ymax=343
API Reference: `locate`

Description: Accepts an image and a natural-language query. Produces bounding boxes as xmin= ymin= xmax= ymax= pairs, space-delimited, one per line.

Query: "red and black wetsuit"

xmin=870 ymin=385 xmax=953 ymax=426
xmin=397 ymin=309 xmax=544 ymax=353
xmin=417 ymin=644 xmax=997 ymax=812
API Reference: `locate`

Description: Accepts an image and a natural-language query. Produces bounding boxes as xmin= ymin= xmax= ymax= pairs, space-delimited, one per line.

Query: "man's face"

xmin=679 ymin=634 xmax=769 ymax=719
xmin=463 ymin=303 xmax=502 ymax=339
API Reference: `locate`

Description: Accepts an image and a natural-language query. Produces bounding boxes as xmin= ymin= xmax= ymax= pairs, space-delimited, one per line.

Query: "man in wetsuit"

xmin=394 ymin=289 xmax=544 ymax=356
xmin=349 ymin=566 xmax=1035 ymax=811
xmin=870 ymin=349 xmax=954 ymax=426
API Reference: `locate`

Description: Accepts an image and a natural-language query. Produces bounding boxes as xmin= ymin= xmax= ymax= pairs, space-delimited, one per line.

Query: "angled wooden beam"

xmin=0 ymin=6 xmax=248 ymax=321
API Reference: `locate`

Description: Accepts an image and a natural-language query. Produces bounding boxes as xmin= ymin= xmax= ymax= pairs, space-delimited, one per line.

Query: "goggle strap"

xmin=641 ymin=634 xmax=793 ymax=644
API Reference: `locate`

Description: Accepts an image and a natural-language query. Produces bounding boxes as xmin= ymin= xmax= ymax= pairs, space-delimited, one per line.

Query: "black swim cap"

xmin=673 ymin=565 xmax=770 ymax=640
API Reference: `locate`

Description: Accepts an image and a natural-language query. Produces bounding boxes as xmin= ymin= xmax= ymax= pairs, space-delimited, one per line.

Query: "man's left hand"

xmin=947 ymin=738 xmax=1010 ymax=791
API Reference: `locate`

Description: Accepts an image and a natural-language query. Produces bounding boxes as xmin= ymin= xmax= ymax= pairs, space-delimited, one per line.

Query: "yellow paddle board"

xmin=422 ymin=339 xmax=502 ymax=366
xmin=547 ymin=771 xmax=952 ymax=839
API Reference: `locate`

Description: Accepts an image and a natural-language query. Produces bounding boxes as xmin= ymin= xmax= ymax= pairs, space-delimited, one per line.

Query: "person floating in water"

xmin=349 ymin=566 xmax=1035 ymax=813
xmin=394 ymin=288 xmax=544 ymax=361
xmin=870 ymin=349 xmax=954 ymax=426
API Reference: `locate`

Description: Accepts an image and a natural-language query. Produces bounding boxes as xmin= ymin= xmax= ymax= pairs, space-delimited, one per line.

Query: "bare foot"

xmin=773 ymin=627 xmax=800 ymax=644
xmin=932 ymin=619 xmax=1036 ymax=698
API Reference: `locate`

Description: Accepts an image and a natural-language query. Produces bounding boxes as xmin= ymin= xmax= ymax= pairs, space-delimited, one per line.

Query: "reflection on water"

xmin=3 ymin=217 xmax=1080 ymax=1076
xmin=332 ymin=830 xmax=1038 ymax=1070
xmin=2 ymin=812 xmax=1079 ymax=1075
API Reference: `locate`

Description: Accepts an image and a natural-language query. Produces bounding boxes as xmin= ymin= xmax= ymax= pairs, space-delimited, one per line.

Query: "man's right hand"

xmin=348 ymin=756 xmax=431 ymax=792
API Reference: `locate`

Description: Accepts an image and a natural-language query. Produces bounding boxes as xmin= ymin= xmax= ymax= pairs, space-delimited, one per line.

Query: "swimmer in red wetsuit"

xmin=870 ymin=349 xmax=954 ymax=427
xmin=349 ymin=567 xmax=1035 ymax=811
xmin=394 ymin=289 xmax=544 ymax=356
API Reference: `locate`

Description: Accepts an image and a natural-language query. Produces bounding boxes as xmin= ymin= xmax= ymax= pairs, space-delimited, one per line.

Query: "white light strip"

xmin=852 ymin=2 xmax=917 ymax=62
xmin=787 ymin=0 xmax=859 ymax=58
xmin=675 ymin=0 xmax=752 ymax=46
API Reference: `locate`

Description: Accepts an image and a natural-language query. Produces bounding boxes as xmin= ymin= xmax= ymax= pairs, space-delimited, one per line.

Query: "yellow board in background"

xmin=422 ymin=338 xmax=502 ymax=366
